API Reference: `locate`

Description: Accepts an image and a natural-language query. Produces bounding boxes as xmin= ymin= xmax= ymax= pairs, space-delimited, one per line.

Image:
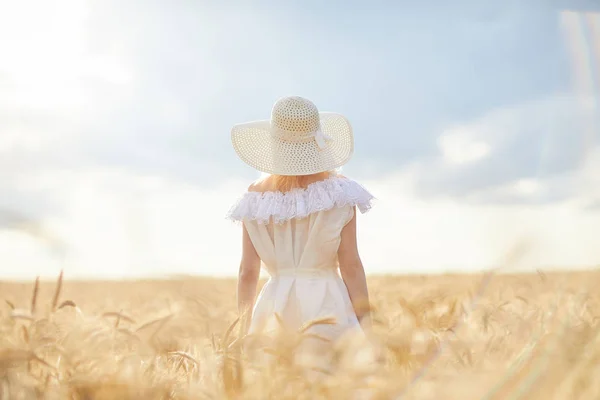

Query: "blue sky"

xmin=0 ymin=1 xmax=599 ymax=279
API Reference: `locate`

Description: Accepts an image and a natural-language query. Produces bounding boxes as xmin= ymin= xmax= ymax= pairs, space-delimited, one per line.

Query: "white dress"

xmin=227 ymin=175 xmax=375 ymax=344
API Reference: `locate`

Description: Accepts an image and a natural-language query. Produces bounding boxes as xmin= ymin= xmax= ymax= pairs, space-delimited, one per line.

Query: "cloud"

xmin=1 ymin=166 xmax=599 ymax=280
xmin=0 ymin=209 xmax=33 ymax=228
xmin=361 ymin=171 xmax=600 ymax=273
xmin=0 ymin=166 xmax=249 ymax=279
xmin=412 ymin=95 xmax=600 ymax=205
xmin=584 ymin=199 xmax=600 ymax=210
xmin=438 ymin=133 xmax=492 ymax=165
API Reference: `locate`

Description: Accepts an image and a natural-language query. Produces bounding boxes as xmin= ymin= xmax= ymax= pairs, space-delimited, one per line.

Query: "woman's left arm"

xmin=237 ymin=223 xmax=261 ymax=332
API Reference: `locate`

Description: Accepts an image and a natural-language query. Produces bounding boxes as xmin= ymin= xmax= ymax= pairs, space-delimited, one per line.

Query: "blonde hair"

xmin=255 ymin=170 xmax=338 ymax=193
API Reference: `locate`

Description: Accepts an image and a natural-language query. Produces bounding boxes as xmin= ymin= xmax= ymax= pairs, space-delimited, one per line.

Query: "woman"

xmin=226 ymin=96 xmax=374 ymax=356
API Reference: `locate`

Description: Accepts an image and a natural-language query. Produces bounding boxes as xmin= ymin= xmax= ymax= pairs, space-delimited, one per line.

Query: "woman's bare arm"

xmin=237 ymin=223 xmax=261 ymax=332
xmin=338 ymin=207 xmax=371 ymax=329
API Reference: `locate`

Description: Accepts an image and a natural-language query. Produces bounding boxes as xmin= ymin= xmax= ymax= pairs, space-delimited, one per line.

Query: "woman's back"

xmin=227 ymin=174 xmax=373 ymax=336
xmin=228 ymin=174 xmax=373 ymax=277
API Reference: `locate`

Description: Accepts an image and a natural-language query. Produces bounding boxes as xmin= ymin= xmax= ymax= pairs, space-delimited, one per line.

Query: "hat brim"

xmin=231 ymin=112 xmax=354 ymax=176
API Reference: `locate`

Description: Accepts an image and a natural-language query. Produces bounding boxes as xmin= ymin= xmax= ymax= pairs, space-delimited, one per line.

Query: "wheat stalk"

xmin=30 ymin=277 xmax=39 ymax=315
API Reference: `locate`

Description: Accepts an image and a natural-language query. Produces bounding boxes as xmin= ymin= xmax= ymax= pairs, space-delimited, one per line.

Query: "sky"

xmin=0 ymin=0 xmax=599 ymax=279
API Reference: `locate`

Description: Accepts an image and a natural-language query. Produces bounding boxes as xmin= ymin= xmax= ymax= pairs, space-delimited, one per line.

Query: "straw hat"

xmin=231 ymin=96 xmax=354 ymax=176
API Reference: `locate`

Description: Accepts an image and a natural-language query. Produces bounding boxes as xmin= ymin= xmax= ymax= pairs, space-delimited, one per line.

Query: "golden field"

xmin=1 ymin=269 xmax=600 ymax=399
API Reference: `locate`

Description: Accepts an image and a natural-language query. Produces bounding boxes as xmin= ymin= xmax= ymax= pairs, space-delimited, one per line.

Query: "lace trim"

xmin=226 ymin=176 xmax=375 ymax=224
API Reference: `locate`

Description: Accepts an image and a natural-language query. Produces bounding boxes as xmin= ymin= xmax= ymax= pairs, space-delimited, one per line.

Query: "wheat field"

xmin=1 ymin=269 xmax=599 ymax=399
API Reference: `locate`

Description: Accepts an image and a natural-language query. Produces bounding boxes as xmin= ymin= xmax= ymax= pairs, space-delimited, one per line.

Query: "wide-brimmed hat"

xmin=231 ymin=96 xmax=354 ymax=176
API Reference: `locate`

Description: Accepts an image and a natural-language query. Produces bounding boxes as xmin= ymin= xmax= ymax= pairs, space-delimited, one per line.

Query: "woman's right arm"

xmin=338 ymin=207 xmax=371 ymax=330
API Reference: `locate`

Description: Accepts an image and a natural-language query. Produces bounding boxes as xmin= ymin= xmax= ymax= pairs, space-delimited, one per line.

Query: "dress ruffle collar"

xmin=226 ymin=176 xmax=374 ymax=224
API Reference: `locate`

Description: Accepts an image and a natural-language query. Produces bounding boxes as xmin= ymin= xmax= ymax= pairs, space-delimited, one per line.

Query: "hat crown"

xmin=271 ymin=96 xmax=321 ymax=134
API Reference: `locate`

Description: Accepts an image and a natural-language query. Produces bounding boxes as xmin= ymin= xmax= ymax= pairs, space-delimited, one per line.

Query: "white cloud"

xmin=512 ymin=179 xmax=542 ymax=196
xmin=1 ymin=165 xmax=599 ymax=280
xmin=438 ymin=130 xmax=491 ymax=164
xmin=0 ymin=167 xmax=247 ymax=279
xmin=360 ymin=171 xmax=600 ymax=273
xmin=415 ymin=94 xmax=600 ymax=204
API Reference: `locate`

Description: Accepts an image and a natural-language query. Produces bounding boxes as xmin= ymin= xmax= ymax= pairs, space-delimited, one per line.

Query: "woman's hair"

xmin=261 ymin=170 xmax=337 ymax=193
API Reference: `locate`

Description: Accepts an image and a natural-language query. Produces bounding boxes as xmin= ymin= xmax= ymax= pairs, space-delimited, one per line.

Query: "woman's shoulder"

xmin=226 ymin=174 xmax=375 ymax=224
xmin=246 ymin=177 xmax=271 ymax=193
